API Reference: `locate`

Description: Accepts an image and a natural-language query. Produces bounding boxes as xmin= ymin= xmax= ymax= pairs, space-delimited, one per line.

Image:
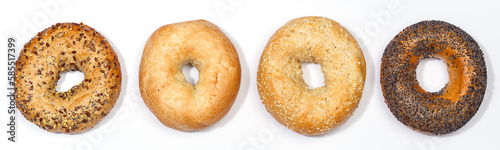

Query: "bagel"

xmin=381 ymin=20 xmax=487 ymax=135
xmin=257 ymin=16 xmax=366 ymax=135
xmin=140 ymin=20 xmax=241 ymax=131
xmin=15 ymin=23 xmax=122 ymax=133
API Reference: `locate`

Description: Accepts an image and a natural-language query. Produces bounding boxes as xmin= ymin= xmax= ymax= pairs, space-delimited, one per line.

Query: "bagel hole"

xmin=182 ymin=63 xmax=199 ymax=86
xmin=56 ymin=71 xmax=85 ymax=92
xmin=416 ymin=58 xmax=449 ymax=92
xmin=302 ymin=62 xmax=325 ymax=89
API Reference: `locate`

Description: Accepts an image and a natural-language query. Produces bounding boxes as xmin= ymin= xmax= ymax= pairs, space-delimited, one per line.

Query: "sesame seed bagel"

xmin=381 ymin=20 xmax=487 ymax=135
xmin=140 ymin=20 xmax=241 ymax=131
xmin=257 ymin=16 xmax=366 ymax=135
xmin=15 ymin=23 xmax=122 ymax=133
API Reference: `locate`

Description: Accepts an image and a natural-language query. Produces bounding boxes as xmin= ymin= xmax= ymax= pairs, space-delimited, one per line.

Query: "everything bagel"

xmin=15 ymin=23 xmax=122 ymax=133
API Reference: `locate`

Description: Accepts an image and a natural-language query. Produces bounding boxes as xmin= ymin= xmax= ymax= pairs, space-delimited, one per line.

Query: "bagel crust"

xmin=15 ymin=23 xmax=122 ymax=133
xmin=257 ymin=17 xmax=366 ymax=135
xmin=140 ymin=20 xmax=241 ymax=131
xmin=381 ymin=20 xmax=487 ymax=135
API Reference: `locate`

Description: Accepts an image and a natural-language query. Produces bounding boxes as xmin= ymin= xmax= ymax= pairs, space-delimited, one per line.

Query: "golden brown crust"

xmin=139 ymin=20 xmax=241 ymax=131
xmin=257 ymin=16 xmax=366 ymax=135
xmin=15 ymin=23 xmax=122 ymax=133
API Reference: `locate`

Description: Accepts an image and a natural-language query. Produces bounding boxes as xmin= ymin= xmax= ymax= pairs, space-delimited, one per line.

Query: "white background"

xmin=1 ymin=0 xmax=499 ymax=149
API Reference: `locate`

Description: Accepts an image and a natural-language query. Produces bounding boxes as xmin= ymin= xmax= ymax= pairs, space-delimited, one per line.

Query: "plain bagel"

xmin=140 ymin=20 xmax=241 ymax=131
